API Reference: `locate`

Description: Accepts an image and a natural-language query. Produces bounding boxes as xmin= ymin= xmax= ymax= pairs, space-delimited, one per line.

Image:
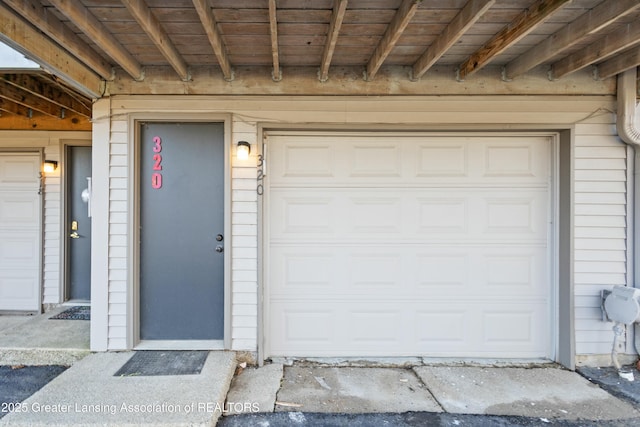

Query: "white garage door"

xmin=0 ymin=153 xmax=42 ymax=311
xmin=266 ymin=132 xmax=554 ymax=359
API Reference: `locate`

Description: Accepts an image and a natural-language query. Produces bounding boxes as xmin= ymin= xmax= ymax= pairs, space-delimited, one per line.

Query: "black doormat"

xmin=0 ymin=365 xmax=68 ymax=419
xmin=49 ymin=306 xmax=90 ymax=320
xmin=114 ymin=351 xmax=209 ymax=377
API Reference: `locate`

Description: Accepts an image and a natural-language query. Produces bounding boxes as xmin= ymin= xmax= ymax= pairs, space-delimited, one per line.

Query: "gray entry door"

xmin=139 ymin=122 xmax=225 ymax=340
xmin=67 ymin=146 xmax=92 ymax=301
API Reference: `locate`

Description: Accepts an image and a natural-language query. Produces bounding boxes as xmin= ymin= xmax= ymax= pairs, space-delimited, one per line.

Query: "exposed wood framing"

xmin=551 ymin=23 xmax=640 ymax=80
xmin=0 ymin=79 xmax=64 ymax=118
xmin=458 ymin=0 xmax=570 ymax=80
xmin=0 ymin=109 xmax=91 ymax=130
xmin=122 ymin=0 xmax=190 ymax=81
xmin=412 ymin=0 xmax=494 ymax=80
xmin=505 ymin=0 xmax=640 ymax=80
xmin=268 ymin=0 xmax=281 ymax=81
xmin=192 ymin=0 xmax=233 ymax=81
xmin=319 ymin=0 xmax=348 ymax=82
xmin=3 ymin=0 xmax=112 ymax=80
xmin=366 ymin=0 xmax=421 ymax=81
xmin=1 ymin=74 xmax=91 ymax=118
xmin=0 ymin=97 xmax=31 ymax=117
xmin=597 ymin=46 xmax=640 ymax=80
xmin=47 ymin=0 xmax=143 ymax=81
xmin=0 ymin=3 xmax=102 ymax=98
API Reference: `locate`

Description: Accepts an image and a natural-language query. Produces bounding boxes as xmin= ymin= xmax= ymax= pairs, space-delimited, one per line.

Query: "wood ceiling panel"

xmin=5 ymin=0 xmax=639 ymax=92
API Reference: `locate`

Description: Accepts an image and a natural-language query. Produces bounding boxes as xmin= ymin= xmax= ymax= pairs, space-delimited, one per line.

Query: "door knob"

xmin=215 ymin=245 xmax=224 ymax=253
xmin=70 ymin=231 xmax=80 ymax=239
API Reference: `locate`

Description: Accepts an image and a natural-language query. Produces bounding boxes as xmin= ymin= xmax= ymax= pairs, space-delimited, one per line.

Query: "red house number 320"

xmin=151 ymin=136 xmax=163 ymax=189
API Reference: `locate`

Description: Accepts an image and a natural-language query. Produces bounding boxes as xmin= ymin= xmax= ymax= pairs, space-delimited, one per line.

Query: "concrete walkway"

xmin=0 ymin=307 xmax=89 ymax=366
xmin=221 ymin=363 xmax=640 ymax=426
xmin=1 ymin=351 xmax=236 ymax=426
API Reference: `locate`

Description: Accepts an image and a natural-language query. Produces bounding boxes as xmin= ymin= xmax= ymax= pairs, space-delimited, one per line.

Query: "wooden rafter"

xmin=597 ymin=46 xmax=640 ymax=80
xmin=3 ymin=0 xmax=112 ymax=81
xmin=1 ymin=74 xmax=91 ymax=118
xmin=505 ymin=0 xmax=640 ymax=80
xmin=0 ymin=3 xmax=102 ymax=98
xmin=0 ymin=97 xmax=31 ymax=117
xmin=48 ymin=0 xmax=143 ymax=81
xmin=412 ymin=0 xmax=494 ymax=80
xmin=458 ymin=0 xmax=570 ymax=80
xmin=319 ymin=0 xmax=348 ymax=82
xmin=268 ymin=0 xmax=281 ymax=81
xmin=122 ymin=0 xmax=190 ymax=81
xmin=551 ymin=23 xmax=640 ymax=80
xmin=192 ymin=0 xmax=232 ymax=81
xmin=0 ymin=80 xmax=64 ymax=118
xmin=366 ymin=0 xmax=421 ymax=81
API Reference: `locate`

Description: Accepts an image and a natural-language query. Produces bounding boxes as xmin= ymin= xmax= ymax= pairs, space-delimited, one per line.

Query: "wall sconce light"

xmin=237 ymin=141 xmax=251 ymax=161
xmin=43 ymin=160 xmax=58 ymax=173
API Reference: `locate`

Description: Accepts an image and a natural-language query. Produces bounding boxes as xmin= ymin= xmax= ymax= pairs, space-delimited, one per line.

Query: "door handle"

xmin=215 ymin=245 xmax=224 ymax=253
xmin=70 ymin=231 xmax=80 ymax=239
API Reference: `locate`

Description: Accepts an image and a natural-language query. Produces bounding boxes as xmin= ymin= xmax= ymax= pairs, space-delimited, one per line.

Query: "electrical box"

xmin=604 ymin=285 xmax=640 ymax=325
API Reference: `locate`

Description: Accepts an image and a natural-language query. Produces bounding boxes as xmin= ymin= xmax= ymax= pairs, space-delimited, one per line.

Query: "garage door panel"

xmin=271 ymin=189 xmax=548 ymax=242
xmin=0 ymin=156 xmax=41 ymax=186
xmin=267 ymin=133 xmax=552 ymax=358
xmin=269 ymin=301 xmax=549 ymax=357
xmin=0 ymin=193 xmax=40 ymax=226
xmin=269 ymin=135 xmax=550 ymax=186
xmin=270 ymin=246 xmax=549 ymax=299
xmin=0 ymin=153 xmax=41 ymax=312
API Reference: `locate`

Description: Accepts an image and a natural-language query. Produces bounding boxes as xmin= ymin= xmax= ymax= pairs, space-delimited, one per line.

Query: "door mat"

xmin=0 ymin=365 xmax=68 ymax=419
xmin=49 ymin=306 xmax=90 ymax=320
xmin=114 ymin=351 xmax=209 ymax=377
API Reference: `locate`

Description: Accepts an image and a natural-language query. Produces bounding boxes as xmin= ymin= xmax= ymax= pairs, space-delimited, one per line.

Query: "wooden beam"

xmin=457 ymin=0 xmax=570 ymax=80
xmin=0 ymin=97 xmax=31 ymax=117
xmin=268 ymin=0 xmax=281 ymax=81
xmin=0 ymin=110 xmax=91 ymax=131
xmin=0 ymin=80 xmax=64 ymax=118
xmin=1 ymin=74 xmax=91 ymax=118
xmin=505 ymin=0 xmax=640 ymax=79
xmin=192 ymin=0 xmax=233 ymax=81
xmin=48 ymin=0 xmax=142 ymax=81
xmin=551 ymin=22 xmax=640 ymax=80
xmin=366 ymin=0 xmax=421 ymax=81
xmin=319 ymin=0 xmax=348 ymax=82
xmin=122 ymin=0 xmax=190 ymax=81
xmin=0 ymin=3 xmax=102 ymax=98
xmin=412 ymin=0 xmax=494 ymax=80
xmin=597 ymin=46 xmax=640 ymax=80
xmin=2 ymin=0 xmax=112 ymax=80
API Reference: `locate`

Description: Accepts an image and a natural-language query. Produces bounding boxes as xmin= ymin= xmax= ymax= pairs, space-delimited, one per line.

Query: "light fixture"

xmin=43 ymin=160 xmax=58 ymax=173
xmin=237 ymin=141 xmax=251 ymax=161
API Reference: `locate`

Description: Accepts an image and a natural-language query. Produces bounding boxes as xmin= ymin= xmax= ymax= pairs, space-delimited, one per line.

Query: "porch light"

xmin=237 ymin=141 xmax=251 ymax=160
xmin=43 ymin=160 xmax=58 ymax=173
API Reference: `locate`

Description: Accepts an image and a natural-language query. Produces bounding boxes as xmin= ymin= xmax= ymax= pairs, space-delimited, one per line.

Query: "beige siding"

xmin=108 ymin=118 xmax=128 ymax=349
xmin=101 ymin=95 xmax=629 ymax=360
xmin=573 ymin=116 xmax=628 ymax=356
xmin=42 ymin=143 xmax=61 ymax=305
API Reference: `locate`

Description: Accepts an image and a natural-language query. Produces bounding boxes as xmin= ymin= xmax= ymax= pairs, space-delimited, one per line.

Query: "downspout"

xmin=617 ymin=68 xmax=640 ymax=358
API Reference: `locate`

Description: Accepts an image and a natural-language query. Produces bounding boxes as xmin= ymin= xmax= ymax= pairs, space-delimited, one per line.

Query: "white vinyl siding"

xmin=573 ymin=118 xmax=628 ymax=355
xmin=106 ymin=118 xmax=128 ymax=349
xmin=42 ymin=144 xmax=61 ymax=305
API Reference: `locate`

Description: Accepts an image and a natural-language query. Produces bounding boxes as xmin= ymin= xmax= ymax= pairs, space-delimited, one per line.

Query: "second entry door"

xmin=139 ymin=122 xmax=225 ymax=341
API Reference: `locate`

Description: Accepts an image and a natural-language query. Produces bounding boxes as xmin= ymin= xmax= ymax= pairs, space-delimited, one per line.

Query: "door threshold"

xmin=135 ymin=340 xmax=224 ymax=351
xmin=63 ymin=300 xmax=90 ymax=306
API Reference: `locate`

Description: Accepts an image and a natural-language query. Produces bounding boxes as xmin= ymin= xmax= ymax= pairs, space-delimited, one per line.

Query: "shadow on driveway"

xmin=0 ymin=365 xmax=67 ymax=419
